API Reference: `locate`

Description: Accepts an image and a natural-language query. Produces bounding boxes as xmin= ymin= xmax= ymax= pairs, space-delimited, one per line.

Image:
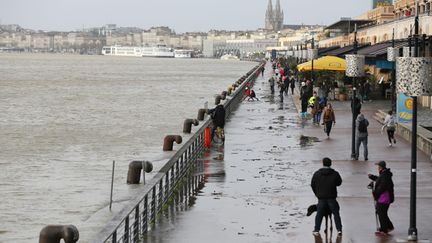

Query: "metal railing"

xmin=92 ymin=61 xmax=265 ymax=243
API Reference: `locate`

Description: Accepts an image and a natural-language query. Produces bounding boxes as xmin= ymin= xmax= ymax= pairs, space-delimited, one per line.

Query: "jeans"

xmin=315 ymin=199 xmax=342 ymax=231
xmin=376 ymin=203 xmax=394 ymax=232
xmin=355 ymin=136 xmax=368 ymax=159
xmin=314 ymin=112 xmax=322 ymax=124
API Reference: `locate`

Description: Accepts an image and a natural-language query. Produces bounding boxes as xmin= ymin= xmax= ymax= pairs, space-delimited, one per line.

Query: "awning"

xmin=356 ymin=40 xmax=408 ymax=57
xmin=297 ymin=56 xmax=346 ymax=72
xmin=321 ymin=43 xmax=371 ymax=57
xmin=325 ymin=19 xmax=375 ymax=33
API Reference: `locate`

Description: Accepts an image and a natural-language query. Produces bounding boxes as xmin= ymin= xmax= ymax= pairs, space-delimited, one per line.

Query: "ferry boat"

xmin=101 ymin=46 xmax=143 ymax=57
xmin=174 ymin=49 xmax=193 ymax=58
xmin=142 ymin=44 xmax=174 ymax=58
xmin=101 ymin=45 xmax=174 ymax=58
xmin=220 ymin=54 xmax=239 ymax=60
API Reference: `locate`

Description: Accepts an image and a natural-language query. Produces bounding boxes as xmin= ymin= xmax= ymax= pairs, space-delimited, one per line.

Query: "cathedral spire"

xmin=265 ymin=0 xmax=274 ymax=30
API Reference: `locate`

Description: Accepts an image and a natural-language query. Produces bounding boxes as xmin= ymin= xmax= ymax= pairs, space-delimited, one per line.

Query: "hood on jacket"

xmin=380 ymin=168 xmax=393 ymax=177
xmin=357 ymin=113 xmax=365 ymax=122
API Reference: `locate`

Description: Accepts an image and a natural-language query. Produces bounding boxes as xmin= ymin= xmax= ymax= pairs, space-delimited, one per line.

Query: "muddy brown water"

xmin=0 ymin=53 xmax=255 ymax=242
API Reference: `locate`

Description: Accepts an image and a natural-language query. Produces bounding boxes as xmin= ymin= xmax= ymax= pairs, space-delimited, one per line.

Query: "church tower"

xmin=274 ymin=0 xmax=284 ymax=31
xmin=265 ymin=0 xmax=274 ymax=30
xmin=265 ymin=0 xmax=284 ymax=31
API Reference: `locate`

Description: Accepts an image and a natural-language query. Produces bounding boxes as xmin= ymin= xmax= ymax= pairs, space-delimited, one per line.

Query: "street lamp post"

xmin=351 ymin=25 xmax=358 ymax=159
xmin=311 ymin=37 xmax=315 ymax=82
xmin=391 ymin=29 xmax=397 ymax=113
xmin=408 ymin=2 xmax=419 ymax=240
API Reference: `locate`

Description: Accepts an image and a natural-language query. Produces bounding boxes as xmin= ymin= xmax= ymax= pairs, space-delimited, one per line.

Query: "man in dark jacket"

xmin=311 ymin=157 xmax=343 ymax=235
xmin=368 ymin=161 xmax=394 ymax=235
xmin=208 ymin=104 xmax=226 ymax=139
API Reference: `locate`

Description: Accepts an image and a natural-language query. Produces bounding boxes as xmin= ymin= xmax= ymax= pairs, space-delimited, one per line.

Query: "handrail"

xmin=92 ymin=61 xmax=265 ymax=243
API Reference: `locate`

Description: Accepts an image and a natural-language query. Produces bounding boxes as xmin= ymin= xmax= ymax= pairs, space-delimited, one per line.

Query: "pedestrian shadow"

xmin=314 ymin=234 xmax=341 ymax=243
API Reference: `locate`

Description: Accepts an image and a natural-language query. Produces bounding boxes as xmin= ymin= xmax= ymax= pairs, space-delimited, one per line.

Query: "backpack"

xmin=358 ymin=119 xmax=367 ymax=133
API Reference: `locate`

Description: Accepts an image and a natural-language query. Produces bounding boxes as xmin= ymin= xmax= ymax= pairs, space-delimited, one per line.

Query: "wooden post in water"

xmin=109 ymin=160 xmax=115 ymax=211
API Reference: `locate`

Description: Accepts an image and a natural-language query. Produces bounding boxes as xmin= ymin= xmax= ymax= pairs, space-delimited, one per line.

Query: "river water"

xmin=0 ymin=53 xmax=255 ymax=242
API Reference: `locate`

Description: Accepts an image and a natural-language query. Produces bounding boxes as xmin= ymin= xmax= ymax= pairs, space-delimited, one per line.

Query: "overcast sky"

xmin=1 ymin=0 xmax=371 ymax=32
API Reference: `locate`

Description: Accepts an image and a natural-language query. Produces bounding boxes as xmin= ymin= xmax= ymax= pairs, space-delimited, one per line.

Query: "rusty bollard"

xmin=232 ymin=84 xmax=238 ymax=91
xmin=127 ymin=161 xmax=153 ymax=184
xmin=163 ymin=135 xmax=183 ymax=151
xmin=215 ymin=95 xmax=222 ymax=105
xmin=197 ymin=108 xmax=208 ymax=121
xmin=221 ymin=91 xmax=228 ymax=100
xmin=183 ymin=119 xmax=199 ymax=133
xmin=39 ymin=225 xmax=79 ymax=243
xmin=227 ymin=86 xmax=233 ymax=95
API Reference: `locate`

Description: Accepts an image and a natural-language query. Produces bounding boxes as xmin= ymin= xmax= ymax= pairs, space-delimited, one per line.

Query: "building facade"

xmin=373 ymin=0 xmax=393 ymax=9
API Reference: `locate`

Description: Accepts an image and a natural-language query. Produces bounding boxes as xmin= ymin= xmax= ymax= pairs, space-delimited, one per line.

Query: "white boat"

xmin=220 ymin=54 xmax=239 ymax=60
xmin=101 ymin=45 xmax=174 ymax=58
xmin=174 ymin=49 xmax=192 ymax=58
xmin=101 ymin=46 xmax=143 ymax=57
xmin=142 ymin=44 xmax=174 ymax=58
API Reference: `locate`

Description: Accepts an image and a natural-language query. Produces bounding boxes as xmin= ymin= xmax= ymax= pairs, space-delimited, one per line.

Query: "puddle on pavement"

xmin=299 ymin=135 xmax=320 ymax=148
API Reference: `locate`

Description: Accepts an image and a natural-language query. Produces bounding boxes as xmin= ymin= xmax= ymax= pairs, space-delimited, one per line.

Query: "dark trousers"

xmin=301 ymin=101 xmax=308 ymax=113
xmin=270 ymin=85 xmax=274 ymax=94
xmin=291 ymin=87 xmax=294 ymax=95
xmin=325 ymin=121 xmax=333 ymax=136
xmin=387 ymin=129 xmax=395 ymax=143
xmin=376 ymin=203 xmax=394 ymax=232
xmin=315 ymin=199 xmax=342 ymax=231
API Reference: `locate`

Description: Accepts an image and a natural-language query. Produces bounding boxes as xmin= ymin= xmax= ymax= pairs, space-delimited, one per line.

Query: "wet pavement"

xmin=144 ymin=66 xmax=432 ymax=243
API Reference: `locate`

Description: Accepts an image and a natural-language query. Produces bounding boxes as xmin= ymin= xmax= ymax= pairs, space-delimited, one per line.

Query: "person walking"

xmin=290 ymin=76 xmax=296 ymax=95
xmin=311 ymin=157 xmax=343 ymax=236
xmin=300 ymin=82 xmax=308 ymax=113
xmin=279 ymin=80 xmax=285 ymax=103
xmin=310 ymin=92 xmax=321 ymax=125
xmin=381 ymin=110 xmax=397 ymax=147
xmin=269 ymin=76 xmax=275 ymax=94
xmin=355 ymin=113 xmax=369 ymax=161
xmin=368 ymin=161 xmax=394 ymax=235
xmin=322 ymin=103 xmax=336 ymax=138
xmin=283 ymin=75 xmax=290 ymax=95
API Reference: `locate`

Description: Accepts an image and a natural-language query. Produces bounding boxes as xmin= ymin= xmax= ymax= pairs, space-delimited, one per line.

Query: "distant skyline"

xmin=1 ymin=0 xmax=370 ymax=32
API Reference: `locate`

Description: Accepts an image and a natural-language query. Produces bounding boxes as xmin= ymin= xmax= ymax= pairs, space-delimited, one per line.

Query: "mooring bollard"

xmin=39 ymin=225 xmax=79 ymax=243
xmin=227 ymin=86 xmax=233 ymax=95
xmin=127 ymin=161 xmax=153 ymax=184
xmin=163 ymin=135 xmax=183 ymax=151
xmin=215 ymin=95 xmax=222 ymax=105
xmin=220 ymin=91 xmax=227 ymax=100
xmin=183 ymin=119 xmax=199 ymax=133
xmin=197 ymin=108 xmax=208 ymax=121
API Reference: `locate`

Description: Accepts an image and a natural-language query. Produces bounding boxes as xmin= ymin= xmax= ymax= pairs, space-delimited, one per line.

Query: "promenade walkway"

xmin=144 ymin=66 xmax=432 ymax=243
